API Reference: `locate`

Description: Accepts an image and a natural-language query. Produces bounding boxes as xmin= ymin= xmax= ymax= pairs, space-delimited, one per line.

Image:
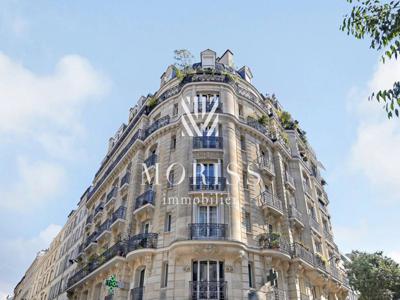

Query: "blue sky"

xmin=1 ymin=0 xmax=399 ymax=298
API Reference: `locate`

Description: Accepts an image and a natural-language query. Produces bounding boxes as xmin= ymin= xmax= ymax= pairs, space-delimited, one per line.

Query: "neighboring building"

xmin=15 ymin=49 xmax=351 ymax=300
xmin=13 ymin=198 xmax=87 ymax=300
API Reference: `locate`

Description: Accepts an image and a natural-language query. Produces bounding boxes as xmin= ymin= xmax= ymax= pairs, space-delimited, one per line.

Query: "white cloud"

xmin=0 ymin=52 xmax=109 ymax=136
xmin=0 ymin=224 xmax=62 ymax=299
xmin=0 ymin=157 xmax=66 ymax=211
xmin=348 ymin=59 xmax=400 ymax=200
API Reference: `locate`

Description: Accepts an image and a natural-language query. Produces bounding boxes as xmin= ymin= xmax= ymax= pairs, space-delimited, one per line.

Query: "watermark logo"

xmin=181 ymin=95 xmax=219 ymax=137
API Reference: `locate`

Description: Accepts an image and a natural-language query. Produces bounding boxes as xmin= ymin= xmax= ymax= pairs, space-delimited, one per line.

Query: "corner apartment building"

xmin=15 ymin=49 xmax=350 ymax=300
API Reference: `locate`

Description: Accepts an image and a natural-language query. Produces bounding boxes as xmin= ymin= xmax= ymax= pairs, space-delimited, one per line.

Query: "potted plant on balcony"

xmin=258 ymin=233 xmax=269 ymax=248
xmin=147 ymin=97 xmax=158 ymax=110
xmin=258 ymin=115 xmax=269 ymax=126
xmin=269 ymin=232 xmax=281 ymax=249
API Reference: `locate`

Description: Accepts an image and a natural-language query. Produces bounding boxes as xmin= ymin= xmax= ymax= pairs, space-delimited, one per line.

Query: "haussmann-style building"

xmin=14 ymin=49 xmax=351 ymax=300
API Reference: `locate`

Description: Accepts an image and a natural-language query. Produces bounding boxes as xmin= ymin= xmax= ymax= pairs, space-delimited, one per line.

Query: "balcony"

xmin=303 ymin=183 xmax=312 ymax=197
xmin=266 ymin=288 xmax=287 ymax=300
xmin=324 ymin=228 xmax=334 ymax=244
xmin=144 ymin=115 xmax=170 ymax=138
xmin=67 ymin=241 xmax=127 ymax=289
xmin=84 ymin=231 xmax=98 ymax=251
xmin=288 ymin=205 xmax=304 ymax=228
xmin=285 ymin=172 xmax=295 ymax=190
xmin=126 ymin=233 xmax=158 ymax=260
xmin=120 ymin=172 xmax=131 ymax=193
xmin=189 ymin=177 xmax=227 ymax=192
xmin=190 ymin=281 xmax=227 ymax=300
xmin=246 ymin=117 xmax=269 ymax=138
xmin=130 ymin=287 xmax=144 ymax=300
xmin=189 ymin=223 xmax=227 ymax=240
xmin=195 ymin=100 xmax=223 ymax=113
xmin=259 ymin=233 xmax=290 ymax=255
xmin=144 ymin=153 xmax=157 ymax=168
xmin=291 ymin=242 xmax=314 ymax=266
xmin=257 ymin=156 xmax=275 ymax=176
xmin=110 ymin=206 xmax=127 ymax=230
xmin=193 ymin=136 xmax=223 ymax=149
xmin=314 ymin=254 xmax=328 ymax=272
xmin=85 ymin=215 xmax=93 ymax=229
xmin=309 ymin=216 xmax=321 ymax=233
xmin=258 ymin=190 xmax=284 ymax=217
xmin=94 ymin=202 xmax=104 ymax=220
xmin=96 ymin=219 xmax=111 ymax=242
xmin=105 ymin=186 xmax=118 ymax=208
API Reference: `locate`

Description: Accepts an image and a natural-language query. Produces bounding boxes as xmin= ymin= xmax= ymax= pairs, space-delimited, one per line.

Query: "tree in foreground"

xmin=341 ymin=0 xmax=400 ymax=118
xmin=345 ymin=251 xmax=400 ymax=299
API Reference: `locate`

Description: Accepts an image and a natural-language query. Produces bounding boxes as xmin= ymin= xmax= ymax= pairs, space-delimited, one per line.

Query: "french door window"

xmin=192 ymin=260 xmax=225 ymax=299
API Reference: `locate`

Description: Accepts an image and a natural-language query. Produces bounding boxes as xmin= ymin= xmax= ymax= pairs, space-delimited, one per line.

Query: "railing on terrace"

xmin=258 ymin=190 xmax=283 ymax=213
xmin=189 ymin=176 xmax=227 ymax=191
xmin=193 ymin=136 xmax=223 ymax=149
xmin=120 ymin=172 xmax=131 ymax=187
xmin=97 ymin=219 xmax=111 ymax=236
xmin=144 ymin=115 xmax=170 ymax=138
xmin=106 ymin=186 xmax=118 ymax=203
xmin=127 ymin=233 xmax=158 ymax=252
xmin=189 ymin=223 xmax=227 ymax=240
xmin=291 ymin=242 xmax=314 ymax=265
xmin=190 ymin=281 xmax=227 ymax=300
xmin=111 ymin=206 xmax=127 ymax=224
xmin=144 ymin=153 xmax=157 ymax=167
xmin=130 ymin=287 xmax=144 ymax=300
xmin=135 ymin=190 xmax=155 ymax=210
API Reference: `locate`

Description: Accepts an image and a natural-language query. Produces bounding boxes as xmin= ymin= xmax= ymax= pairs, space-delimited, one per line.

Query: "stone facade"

xmin=14 ymin=49 xmax=350 ymax=300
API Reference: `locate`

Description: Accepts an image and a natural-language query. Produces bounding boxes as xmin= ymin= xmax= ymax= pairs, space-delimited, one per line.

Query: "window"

xmin=243 ymin=171 xmax=248 ymax=189
xmin=161 ymin=262 xmax=169 ymax=287
xmin=141 ymin=222 xmax=149 ymax=234
xmin=240 ymin=135 xmax=246 ymax=150
xmin=173 ymin=103 xmax=179 ymax=116
xmin=314 ymin=239 xmax=322 ymax=253
xmin=165 ymin=213 xmax=172 ymax=232
xmin=248 ymin=262 xmax=254 ymax=288
xmin=238 ymin=104 xmax=243 ymax=117
xmin=168 ymin=170 xmax=175 ymax=188
xmin=245 ymin=211 xmax=251 ymax=232
xmin=171 ymin=135 xmax=176 ymax=150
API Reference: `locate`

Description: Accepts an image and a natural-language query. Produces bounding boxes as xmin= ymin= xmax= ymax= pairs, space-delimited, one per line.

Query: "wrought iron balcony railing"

xmin=190 ymin=281 xmax=227 ymax=300
xmin=291 ymin=242 xmax=314 ymax=265
xmin=106 ymin=186 xmax=118 ymax=203
xmin=314 ymin=254 xmax=327 ymax=272
xmin=257 ymin=156 xmax=274 ymax=173
xmin=127 ymin=233 xmax=158 ymax=252
xmin=259 ymin=233 xmax=290 ymax=254
xmin=144 ymin=115 xmax=170 ymax=138
xmin=309 ymin=216 xmax=321 ymax=232
xmin=247 ymin=117 xmax=269 ymax=137
xmin=189 ymin=223 xmax=227 ymax=240
xmin=193 ymin=136 xmax=223 ymax=149
xmin=85 ymin=214 xmax=93 ymax=225
xmin=195 ymin=100 xmax=223 ymax=113
xmin=120 ymin=172 xmax=131 ymax=187
xmin=67 ymin=241 xmax=127 ymax=288
xmin=288 ymin=205 xmax=303 ymax=221
xmin=94 ymin=202 xmax=104 ymax=216
xmin=84 ymin=231 xmax=98 ymax=248
xmin=135 ymin=190 xmax=155 ymax=210
xmin=130 ymin=287 xmax=144 ymax=300
xmin=189 ymin=176 xmax=227 ymax=191
xmin=144 ymin=153 xmax=157 ymax=167
xmin=259 ymin=190 xmax=283 ymax=213
xmin=266 ymin=288 xmax=287 ymax=300
xmin=110 ymin=206 xmax=127 ymax=224
xmin=285 ymin=171 xmax=295 ymax=187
